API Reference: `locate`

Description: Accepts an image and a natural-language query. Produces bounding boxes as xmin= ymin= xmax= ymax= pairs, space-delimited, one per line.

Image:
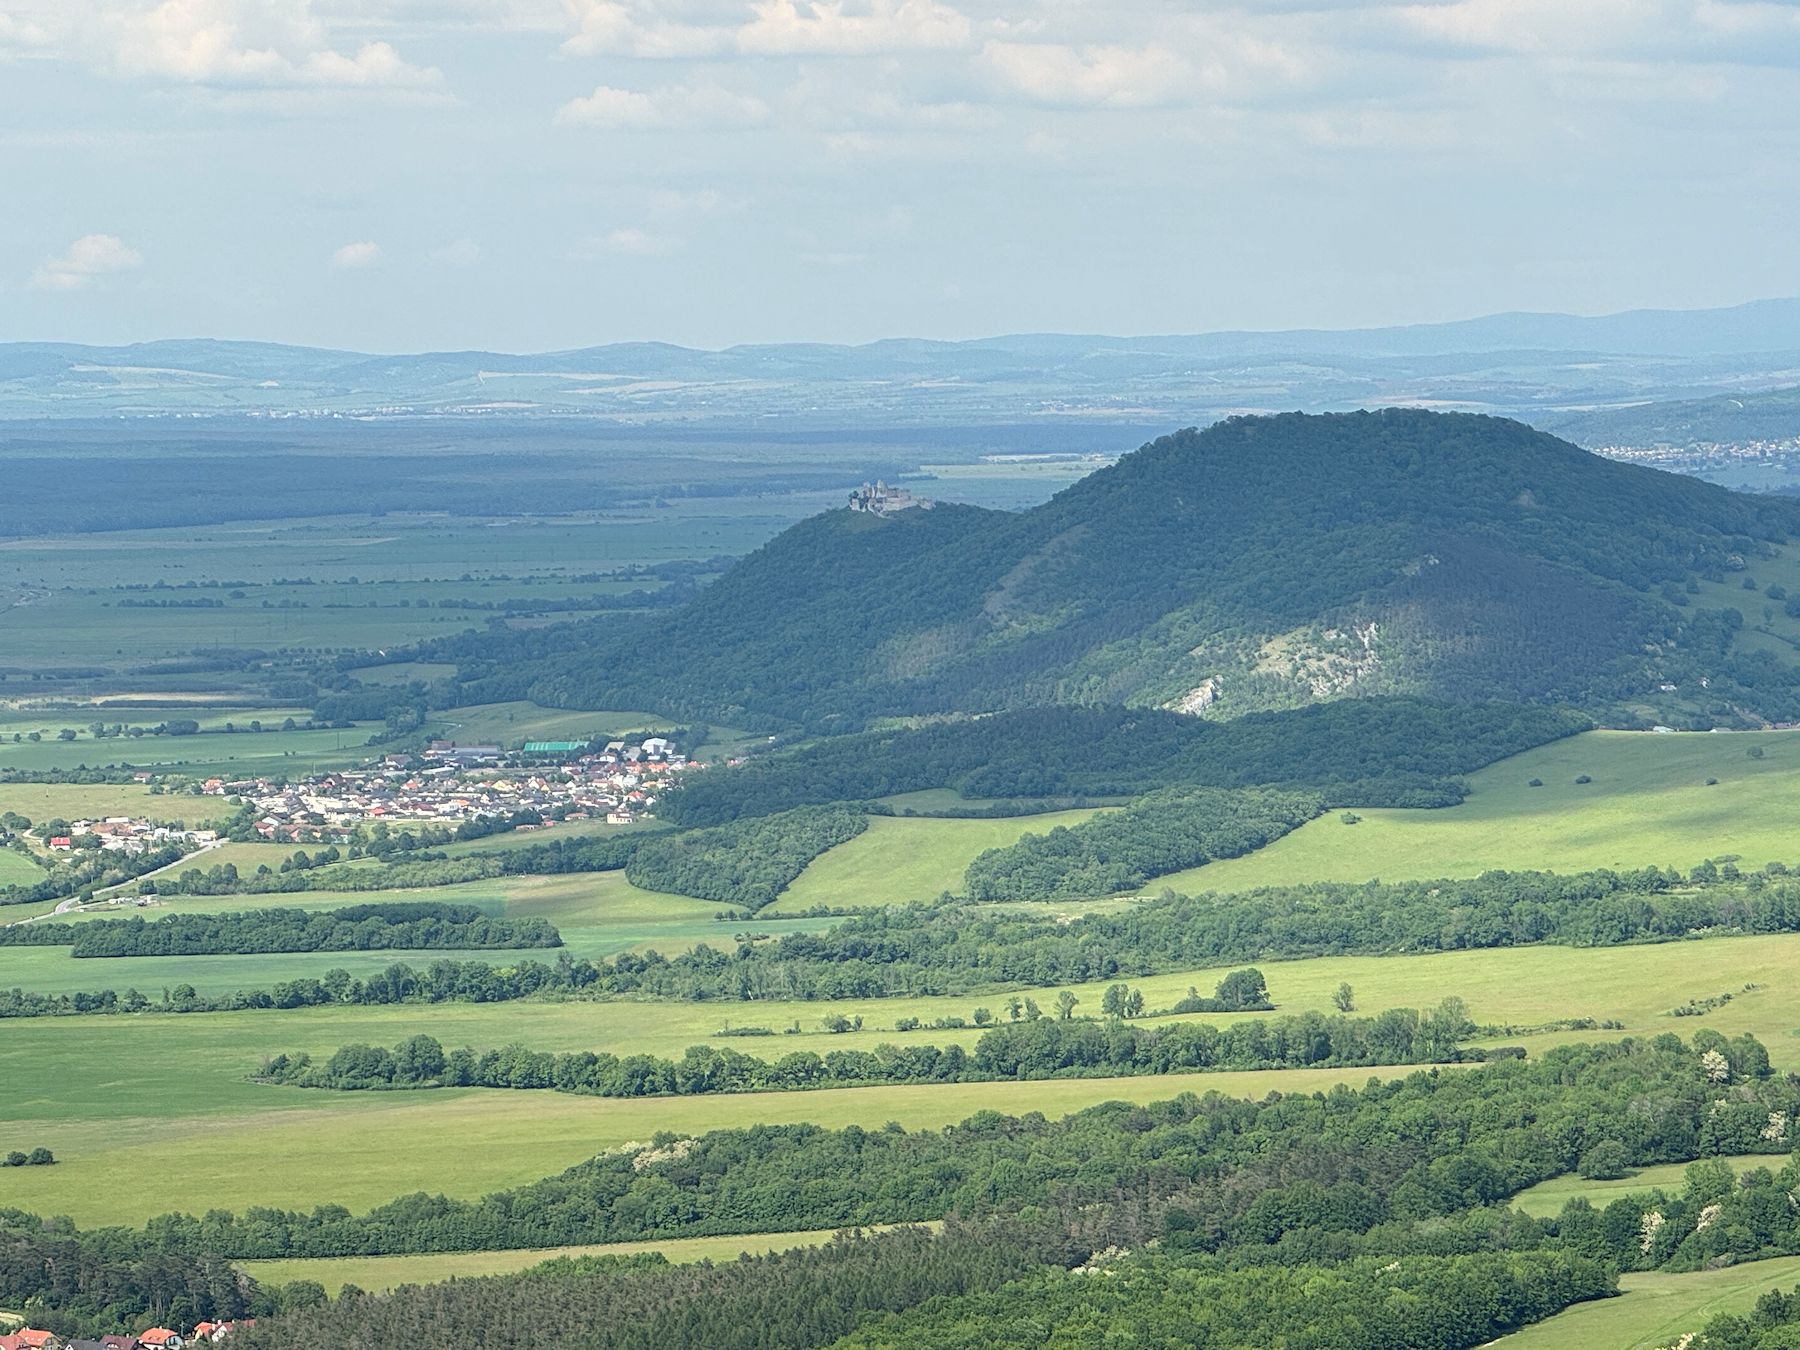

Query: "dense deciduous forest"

xmin=962 ymin=786 xmax=1321 ymax=899
xmin=234 ymin=1238 xmax=1616 ymax=1350
xmin=621 ymin=804 xmax=868 ymax=909
xmin=656 ymin=699 xmax=1588 ymax=826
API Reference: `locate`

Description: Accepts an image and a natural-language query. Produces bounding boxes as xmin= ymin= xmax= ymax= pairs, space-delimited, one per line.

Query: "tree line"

xmin=256 ymin=997 xmax=1483 ymax=1099
xmin=963 ymin=786 xmax=1321 ymax=900
xmin=3 ymin=901 xmax=562 ymax=958
xmin=17 ymin=1034 xmax=1789 ymax=1268
xmin=7 ymin=862 xmax=1800 ymax=1020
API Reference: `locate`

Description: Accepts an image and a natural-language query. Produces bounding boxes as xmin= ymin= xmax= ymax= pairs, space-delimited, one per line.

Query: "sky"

xmin=3 ymin=0 xmax=1800 ymax=352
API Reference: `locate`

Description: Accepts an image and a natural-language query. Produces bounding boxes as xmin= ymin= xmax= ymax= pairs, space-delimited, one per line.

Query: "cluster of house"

xmin=45 ymin=821 xmax=219 ymax=855
xmin=0 ymin=1323 xmax=247 ymax=1350
xmin=199 ymin=737 xmax=700 ymax=842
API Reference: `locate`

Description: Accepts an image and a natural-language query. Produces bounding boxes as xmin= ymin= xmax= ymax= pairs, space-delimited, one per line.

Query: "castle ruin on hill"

xmin=848 ymin=480 xmax=934 ymax=515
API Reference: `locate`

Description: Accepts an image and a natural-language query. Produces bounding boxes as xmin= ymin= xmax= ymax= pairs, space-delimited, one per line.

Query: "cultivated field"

xmin=1169 ymin=728 xmax=1800 ymax=892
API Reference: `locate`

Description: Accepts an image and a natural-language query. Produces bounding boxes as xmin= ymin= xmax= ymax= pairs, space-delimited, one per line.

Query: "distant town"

xmin=35 ymin=738 xmax=704 ymax=859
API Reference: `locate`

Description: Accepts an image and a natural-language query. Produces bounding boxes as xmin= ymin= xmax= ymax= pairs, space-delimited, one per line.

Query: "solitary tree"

xmin=1333 ymin=982 xmax=1356 ymax=1014
xmin=1055 ymin=990 xmax=1079 ymax=1021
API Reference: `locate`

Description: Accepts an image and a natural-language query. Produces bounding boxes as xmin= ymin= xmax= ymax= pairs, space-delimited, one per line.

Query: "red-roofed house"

xmin=137 ymin=1331 xmax=182 ymax=1350
xmin=1 ymin=1331 xmax=61 ymax=1350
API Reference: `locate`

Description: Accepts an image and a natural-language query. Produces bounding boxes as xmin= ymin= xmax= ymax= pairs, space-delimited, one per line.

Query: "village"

xmin=0 ymin=1322 xmax=247 ymax=1350
xmin=37 ymin=737 xmax=702 ymax=858
xmin=218 ymin=735 xmax=699 ymax=843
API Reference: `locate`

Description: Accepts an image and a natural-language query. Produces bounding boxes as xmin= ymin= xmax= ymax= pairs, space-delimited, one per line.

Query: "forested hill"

xmin=444 ymin=409 xmax=1800 ymax=727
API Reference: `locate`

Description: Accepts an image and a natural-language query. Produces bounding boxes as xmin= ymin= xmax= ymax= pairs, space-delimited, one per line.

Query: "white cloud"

xmin=737 ymin=0 xmax=971 ymax=55
xmin=0 ymin=10 xmax=53 ymax=49
xmin=981 ymin=40 xmax=1192 ymax=108
xmin=561 ymin=0 xmax=973 ymax=58
xmin=556 ymin=80 xmax=769 ymax=128
xmin=431 ymin=238 xmax=482 ymax=265
xmin=331 ymin=240 xmax=382 ymax=268
xmin=579 ymin=226 xmax=674 ymax=255
xmin=1387 ymin=0 xmax=1800 ymax=62
xmin=560 ymin=0 xmax=731 ymax=57
xmin=29 ymin=233 xmax=143 ymax=290
xmin=15 ymin=0 xmax=447 ymax=90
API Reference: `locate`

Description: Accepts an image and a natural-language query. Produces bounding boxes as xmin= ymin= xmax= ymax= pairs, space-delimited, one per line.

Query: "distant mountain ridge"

xmin=8 ymin=299 xmax=1800 ymax=422
xmin=442 ymin=409 xmax=1800 ymax=728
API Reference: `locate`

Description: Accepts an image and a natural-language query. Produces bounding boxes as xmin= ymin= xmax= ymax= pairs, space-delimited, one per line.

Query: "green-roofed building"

xmin=523 ymin=740 xmax=588 ymax=753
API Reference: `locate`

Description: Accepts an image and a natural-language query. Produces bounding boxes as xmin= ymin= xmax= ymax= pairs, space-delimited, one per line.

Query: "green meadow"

xmin=0 ymin=851 xmax=44 ymax=885
xmin=0 ymin=1053 xmax=1390 ymax=1226
xmin=0 ymin=723 xmax=382 ymax=776
xmin=1494 ymin=1255 xmax=1800 ymax=1350
xmin=771 ymin=809 xmax=1104 ymax=912
xmin=1167 ymin=728 xmax=1800 ymax=893
xmin=0 ymin=782 xmax=226 ymax=827
xmin=0 ymin=870 xmax=834 ymax=990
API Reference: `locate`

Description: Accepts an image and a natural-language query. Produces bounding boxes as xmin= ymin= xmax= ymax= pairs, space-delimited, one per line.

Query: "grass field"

xmin=0 ymin=783 xmax=225 ymax=828
xmin=13 ymin=921 xmax=1800 ymax=1224
xmin=0 ymin=870 xmax=816 ymax=990
xmin=0 ymin=723 xmax=383 ymax=776
xmin=0 ymin=1058 xmax=1402 ymax=1226
xmin=1169 ymin=729 xmax=1800 ymax=893
xmin=1509 ymin=1155 xmax=1771 ymax=1218
xmin=1494 ymin=1255 xmax=1800 ymax=1349
xmin=241 ymin=1226 xmax=927 ymax=1295
xmin=771 ymin=809 xmax=1104 ymax=912
xmin=0 ymin=851 xmax=43 ymax=885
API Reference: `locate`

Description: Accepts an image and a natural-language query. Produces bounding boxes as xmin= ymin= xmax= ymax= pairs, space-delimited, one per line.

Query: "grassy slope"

xmin=0 ymin=851 xmax=44 ymax=885
xmin=771 ymin=810 xmax=1103 ymax=912
xmin=425 ymin=702 xmax=671 ymax=749
xmin=241 ymin=1227 xmax=929 ymax=1295
xmin=1166 ymin=729 xmax=1800 ymax=893
xmin=1493 ymin=1256 xmax=1800 ymax=1350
